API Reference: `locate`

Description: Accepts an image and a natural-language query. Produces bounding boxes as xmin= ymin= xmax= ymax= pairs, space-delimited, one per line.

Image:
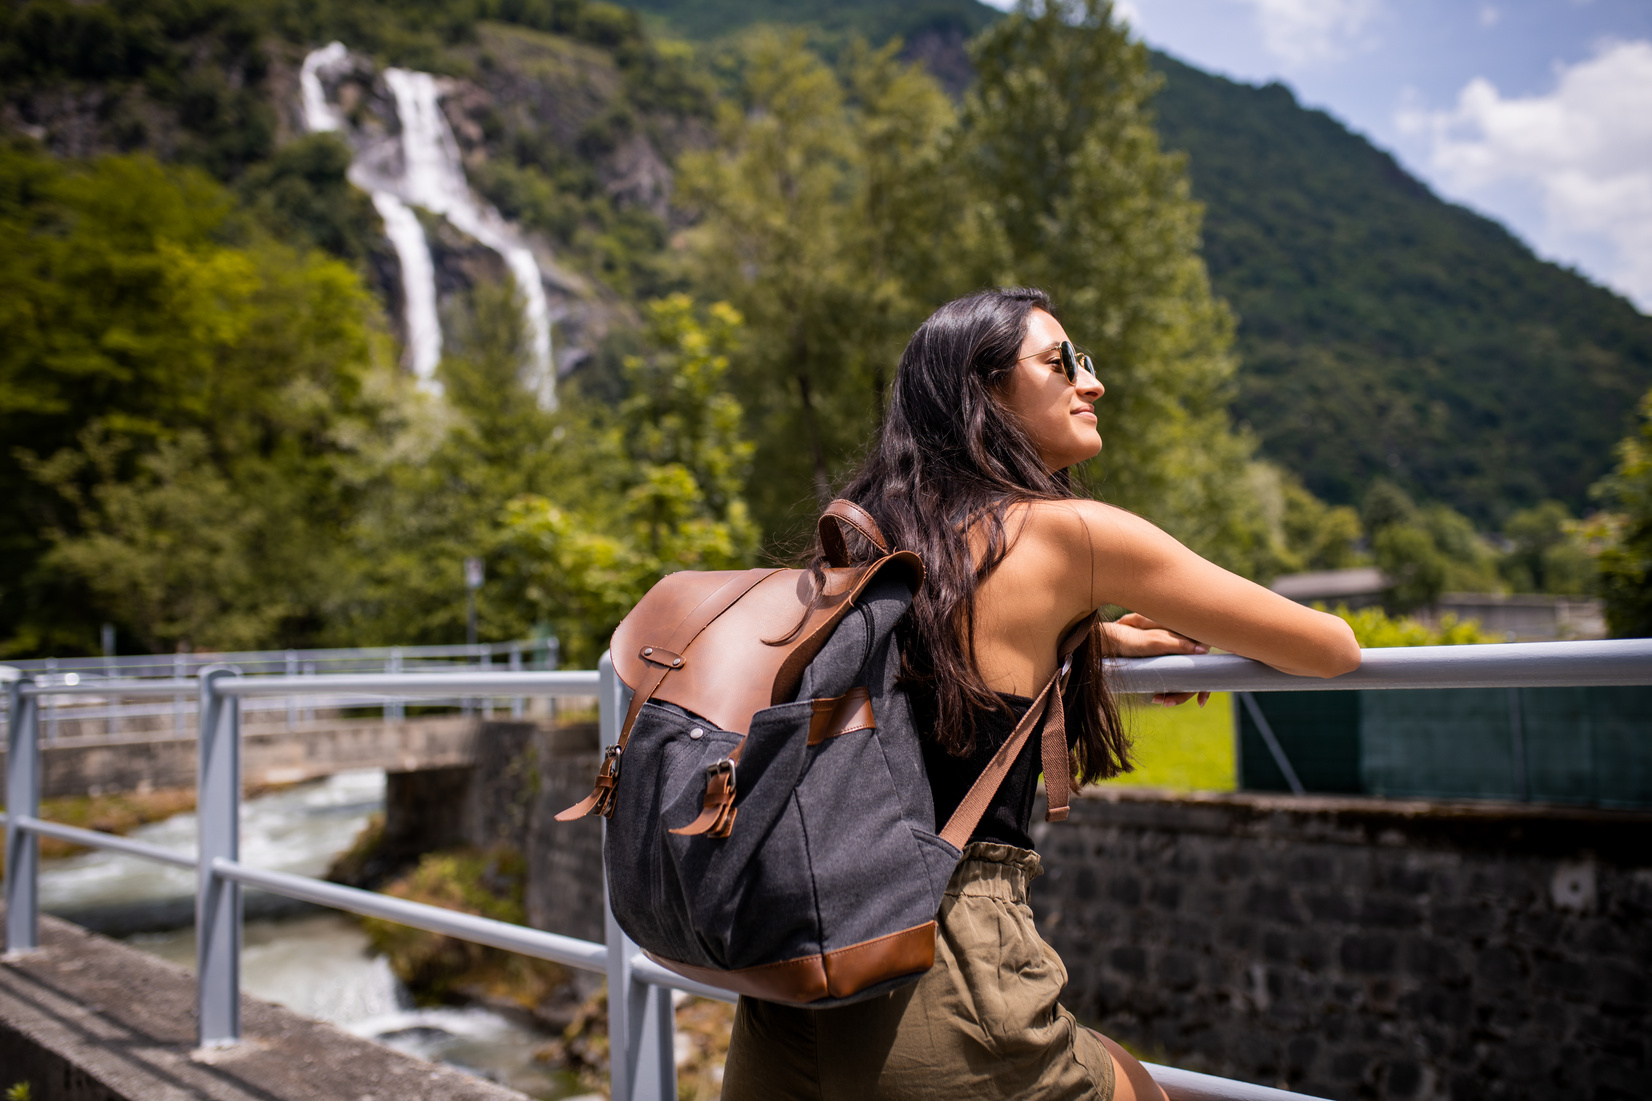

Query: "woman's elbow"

xmin=1311 ymin=620 xmax=1362 ymax=678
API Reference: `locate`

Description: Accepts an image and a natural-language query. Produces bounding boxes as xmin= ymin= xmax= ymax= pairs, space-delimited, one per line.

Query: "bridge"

xmin=4 ymin=640 xmax=1652 ymax=1100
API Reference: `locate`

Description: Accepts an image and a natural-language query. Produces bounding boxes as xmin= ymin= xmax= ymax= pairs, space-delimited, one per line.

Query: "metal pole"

xmin=196 ymin=666 xmax=243 ymax=1046
xmin=388 ymin=647 xmax=404 ymax=722
xmin=510 ymin=642 xmax=523 ymax=719
xmin=285 ymin=650 xmax=297 ymax=731
xmin=599 ymin=653 xmax=675 ymax=1101
xmin=101 ymin=624 xmax=116 ymax=738
xmin=547 ymin=635 xmax=560 ymax=723
xmin=173 ymin=653 xmax=186 ymax=737
xmin=5 ymin=677 xmax=40 ymax=953
xmin=44 ymin=658 xmax=58 ymax=742
xmin=1508 ymin=687 xmax=1528 ymax=802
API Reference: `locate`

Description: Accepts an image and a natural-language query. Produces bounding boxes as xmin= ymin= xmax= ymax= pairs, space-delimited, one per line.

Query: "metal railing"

xmin=5 ymin=639 xmax=1651 ymax=1101
xmin=0 ymin=639 xmax=561 ymax=740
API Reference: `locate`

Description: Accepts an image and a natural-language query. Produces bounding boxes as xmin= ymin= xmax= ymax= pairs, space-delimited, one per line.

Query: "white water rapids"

xmin=300 ymin=42 xmax=557 ymax=408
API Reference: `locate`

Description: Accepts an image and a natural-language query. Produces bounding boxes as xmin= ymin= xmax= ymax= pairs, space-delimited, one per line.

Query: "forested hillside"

xmin=4 ymin=0 xmax=1648 ymax=656
xmin=623 ymin=0 xmax=1652 ymax=527
xmin=1150 ymin=54 xmax=1652 ymax=525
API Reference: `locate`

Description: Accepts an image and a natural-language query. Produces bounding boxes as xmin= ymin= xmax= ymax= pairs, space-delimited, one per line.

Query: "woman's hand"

xmin=1102 ymin=613 xmax=1212 ymax=708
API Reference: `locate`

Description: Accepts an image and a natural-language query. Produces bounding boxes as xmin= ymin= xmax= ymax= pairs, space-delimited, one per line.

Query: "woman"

xmin=722 ymin=288 xmax=1361 ymax=1100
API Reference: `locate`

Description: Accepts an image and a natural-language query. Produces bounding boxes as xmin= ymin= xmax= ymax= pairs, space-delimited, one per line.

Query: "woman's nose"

xmin=1077 ymin=366 xmax=1104 ymax=398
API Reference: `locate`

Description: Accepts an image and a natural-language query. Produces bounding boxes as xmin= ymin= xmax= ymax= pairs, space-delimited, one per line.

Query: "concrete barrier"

xmin=0 ymin=716 xmax=477 ymax=798
xmin=0 ymin=907 xmax=526 ymax=1101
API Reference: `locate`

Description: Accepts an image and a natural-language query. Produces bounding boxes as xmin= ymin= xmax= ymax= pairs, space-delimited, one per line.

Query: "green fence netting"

xmin=1238 ymin=688 xmax=1652 ymax=808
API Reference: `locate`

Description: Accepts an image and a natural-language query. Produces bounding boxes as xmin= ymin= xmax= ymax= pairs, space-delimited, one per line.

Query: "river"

xmin=38 ymin=770 xmax=591 ymax=1100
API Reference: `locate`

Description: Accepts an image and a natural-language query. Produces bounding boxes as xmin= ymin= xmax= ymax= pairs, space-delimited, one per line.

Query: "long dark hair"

xmin=819 ymin=287 xmax=1130 ymax=783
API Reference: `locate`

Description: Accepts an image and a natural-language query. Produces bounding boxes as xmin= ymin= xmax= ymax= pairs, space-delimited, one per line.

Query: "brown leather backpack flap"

xmin=610 ymin=552 xmax=922 ymax=736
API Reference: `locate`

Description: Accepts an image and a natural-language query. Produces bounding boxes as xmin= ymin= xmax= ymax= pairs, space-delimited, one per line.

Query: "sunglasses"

xmin=1020 ymin=340 xmax=1095 ymax=384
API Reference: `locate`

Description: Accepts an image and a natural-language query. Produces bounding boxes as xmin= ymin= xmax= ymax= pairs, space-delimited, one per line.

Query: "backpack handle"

xmin=819 ymin=499 xmax=889 ymax=567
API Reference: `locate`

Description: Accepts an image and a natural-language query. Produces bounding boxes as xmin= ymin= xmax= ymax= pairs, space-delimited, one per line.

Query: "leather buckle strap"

xmin=554 ymin=743 xmax=622 ymax=822
xmin=670 ymin=757 xmax=739 ymax=838
xmin=819 ymin=499 xmax=890 ymax=567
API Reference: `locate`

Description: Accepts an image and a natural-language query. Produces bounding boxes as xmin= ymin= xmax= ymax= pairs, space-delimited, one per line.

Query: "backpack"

xmin=558 ymin=500 xmax=1091 ymax=1006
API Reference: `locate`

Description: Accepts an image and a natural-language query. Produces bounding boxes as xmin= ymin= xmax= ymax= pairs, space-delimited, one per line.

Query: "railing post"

xmin=44 ymin=658 xmax=58 ymax=742
xmin=388 ymin=647 xmax=404 ymax=722
xmin=510 ymin=642 xmax=523 ymax=719
xmin=197 ymin=665 xmax=243 ymax=1046
xmin=173 ymin=652 xmax=187 ymax=737
xmin=599 ymin=653 xmax=675 ymax=1101
xmin=5 ymin=676 xmax=40 ymax=953
xmin=285 ymin=650 xmax=297 ymax=730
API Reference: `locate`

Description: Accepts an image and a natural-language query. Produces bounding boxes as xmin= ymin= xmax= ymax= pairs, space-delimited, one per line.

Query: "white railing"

xmin=5 ymin=639 xmax=1651 ymax=1101
xmin=0 ymin=639 xmax=560 ymax=739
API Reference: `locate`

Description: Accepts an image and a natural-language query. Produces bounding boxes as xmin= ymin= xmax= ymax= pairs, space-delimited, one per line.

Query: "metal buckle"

xmin=601 ymin=742 xmax=623 ymax=777
xmin=705 ymin=757 xmax=735 ymax=786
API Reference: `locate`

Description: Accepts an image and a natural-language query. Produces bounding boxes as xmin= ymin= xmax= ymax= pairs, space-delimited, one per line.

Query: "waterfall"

xmin=300 ymin=44 xmax=557 ymax=408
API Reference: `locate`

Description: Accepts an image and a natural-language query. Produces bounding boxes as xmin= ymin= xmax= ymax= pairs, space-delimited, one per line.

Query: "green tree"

xmin=499 ymin=295 xmax=759 ymax=664
xmin=1280 ymin=476 xmax=1363 ymax=571
xmin=1593 ymin=387 xmax=1652 ymax=637
xmin=0 ymin=148 xmax=383 ymax=654
xmin=1361 ymin=479 xmax=1500 ymax=613
xmin=1500 ymin=500 xmax=1595 ymax=596
xmin=677 ymin=30 xmax=963 ymax=536
xmin=237 ymin=134 xmax=382 ymax=265
xmin=330 ymin=275 xmax=564 ymax=648
xmin=957 ymin=0 xmax=1274 ymax=575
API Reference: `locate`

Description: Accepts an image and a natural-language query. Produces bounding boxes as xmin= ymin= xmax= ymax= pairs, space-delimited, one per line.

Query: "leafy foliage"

xmin=0 ymin=147 xmax=383 ymax=654
xmin=497 ymin=294 xmax=759 ymax=664
xmin=1360 ymin=479 xmax=1500 ymax=613
xmin=619 ymin=0 xmax=997 ymax=45
xmin=956 ymin=0 xmax=1283 ymax=576
xmin=362 ymin=844 xmax=568 ymax=1006
xmin=1498 ymin=500 xmax=1595 ymax=597
xmin=1325 ymin=604 xmax=1497 ymax=648
xmin=1593 ymin=388 xmax=1652 ymax=637
xmin=676 ymin=31 xmax=964 ymax=531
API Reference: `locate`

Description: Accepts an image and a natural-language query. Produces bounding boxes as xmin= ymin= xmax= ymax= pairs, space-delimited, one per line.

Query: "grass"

xmin=1099 ymin=692 xmax=1236 ymax=793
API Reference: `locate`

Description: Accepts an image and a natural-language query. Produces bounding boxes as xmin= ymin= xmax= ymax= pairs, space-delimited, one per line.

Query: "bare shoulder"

xmin=1013 ymin=498 xmax=1172 ymax=560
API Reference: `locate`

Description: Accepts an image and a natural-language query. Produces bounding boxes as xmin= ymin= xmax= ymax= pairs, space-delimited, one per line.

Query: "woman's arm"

xmin=1057 ymin=500 xmax=1361 ymax=679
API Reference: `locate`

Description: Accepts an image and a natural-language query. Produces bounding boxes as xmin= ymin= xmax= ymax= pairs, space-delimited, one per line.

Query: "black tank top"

xmin=924 ymin=693 xmax=1072 ymax=851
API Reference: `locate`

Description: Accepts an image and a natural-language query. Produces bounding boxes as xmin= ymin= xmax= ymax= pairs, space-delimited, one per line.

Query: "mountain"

xmin=1149 ymin=53 xmax=1652 ymax=525
xmin=612 ymin=0 xmax=1652 ymax=526
xmin=6 ymin=0 xmax=1649 ymax=530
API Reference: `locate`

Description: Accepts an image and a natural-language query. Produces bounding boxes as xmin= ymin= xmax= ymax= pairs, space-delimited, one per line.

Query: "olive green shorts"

xmin=722 ymin=843 xmax=1115 ymax=1101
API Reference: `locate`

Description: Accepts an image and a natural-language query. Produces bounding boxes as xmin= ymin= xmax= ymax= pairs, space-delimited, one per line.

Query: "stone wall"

xmin=430 ymin=720 xmax=606 ymax=943
xmin=470 ymin=749 xmax=1652 ymax=1100
xmin=1030 ymin=788 xmax=1652 ymax=1101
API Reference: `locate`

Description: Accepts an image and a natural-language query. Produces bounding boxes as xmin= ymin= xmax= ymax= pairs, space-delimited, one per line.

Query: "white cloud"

xmin=1232 ymin=0 xmax=1382 ymax=65
xmin=1399 ymin=39 xmax=1652 ymax=310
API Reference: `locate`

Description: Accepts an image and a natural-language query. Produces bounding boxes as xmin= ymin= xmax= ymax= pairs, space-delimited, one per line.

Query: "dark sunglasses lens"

xmin=1059 ymin=342 xmax=1079 ymax=383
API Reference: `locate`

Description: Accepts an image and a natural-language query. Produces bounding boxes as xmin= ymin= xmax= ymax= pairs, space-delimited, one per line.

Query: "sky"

xmin=980 ymin=0 xmax=1652 ymax=313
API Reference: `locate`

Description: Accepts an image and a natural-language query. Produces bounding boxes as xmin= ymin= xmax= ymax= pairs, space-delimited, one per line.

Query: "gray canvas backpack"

xmin=558 ymin=500 xmax=1089 ymax=1006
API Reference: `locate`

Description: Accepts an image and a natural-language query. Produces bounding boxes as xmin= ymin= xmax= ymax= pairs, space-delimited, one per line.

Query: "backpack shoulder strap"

xmin=937 ymin=613 xmax=1097 ymax=850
